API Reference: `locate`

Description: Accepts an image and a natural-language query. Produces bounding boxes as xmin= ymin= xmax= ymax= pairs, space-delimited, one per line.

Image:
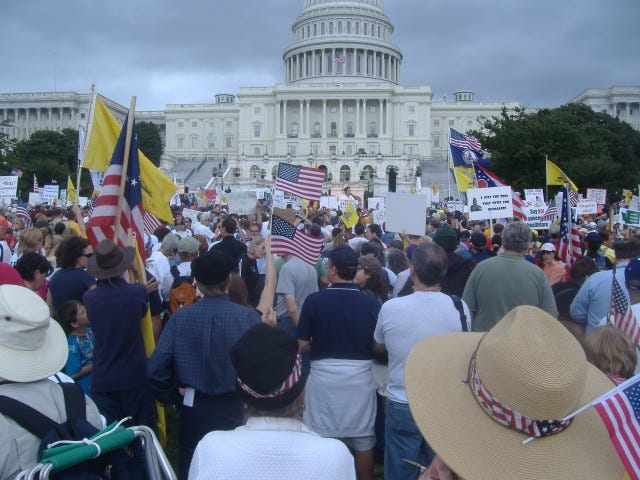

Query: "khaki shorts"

xmin=339 ymin=434 xmax=376 ymax=452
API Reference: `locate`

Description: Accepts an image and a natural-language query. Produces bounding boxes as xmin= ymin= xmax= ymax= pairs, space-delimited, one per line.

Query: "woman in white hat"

xmin=405 ymin=305 xmax=625 ymax=480
xmin=539 ymin=242 xmax=566 ymax=286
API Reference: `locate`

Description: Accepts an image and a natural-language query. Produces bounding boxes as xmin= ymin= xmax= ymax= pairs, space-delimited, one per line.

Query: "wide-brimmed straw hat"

xmin=86 ymin=239 xmax=136 ymax=279
xmin=405 ymin=305 xmax=624 ymax=480
xmin=0 ymin=285 xmax=68 ymax=382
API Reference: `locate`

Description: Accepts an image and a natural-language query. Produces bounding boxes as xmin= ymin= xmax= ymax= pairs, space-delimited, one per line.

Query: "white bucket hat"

xmin=0 ymin=285 xmax=68 ymax=382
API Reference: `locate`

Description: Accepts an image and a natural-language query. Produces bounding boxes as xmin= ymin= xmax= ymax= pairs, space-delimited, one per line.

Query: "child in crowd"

xmin=57 ymin=299 xmax=95 ymax=397
xmin=583 ymin=325 xmax=637 ymax=385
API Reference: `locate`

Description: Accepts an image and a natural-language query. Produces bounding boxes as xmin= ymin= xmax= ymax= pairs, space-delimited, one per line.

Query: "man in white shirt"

xmin=193 ymin=212 xmax=215 ymax=243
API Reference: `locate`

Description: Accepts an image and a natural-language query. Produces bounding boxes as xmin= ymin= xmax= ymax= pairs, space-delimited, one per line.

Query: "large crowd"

xmin=0 ymin=198 xmax=639 ymax=480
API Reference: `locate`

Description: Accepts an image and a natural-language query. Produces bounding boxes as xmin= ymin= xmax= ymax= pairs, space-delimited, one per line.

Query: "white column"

xmin=356 ymin=99 xmax=360 ymax=134
xmin=322 ymin=100 xmax=327 ymax=136
xmin=339 ymin=99 xmax=344 ymax=138
xmin=362 ymin=99 xmax=367 ymax=134
xmin=386 ymin=99 xmax=391 ymax=136
xmin=283 ymin=100 xmax=288 ymax=136
xmin=306 ymin=99 xmax=311 ymax=135
xmin=276 ymin=101 xmax=281 ymax=136
xmin=331 ymin=48 xmax=335 ymax=74
xmin=379 ymin=99 xmax=383 ymax=135
xmin=312 ymin=50 xmax=316 ymax=76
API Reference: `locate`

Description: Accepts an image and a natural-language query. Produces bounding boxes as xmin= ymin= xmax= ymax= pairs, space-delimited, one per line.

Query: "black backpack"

xmin=0 ymin=381 xmax=141 ymax=479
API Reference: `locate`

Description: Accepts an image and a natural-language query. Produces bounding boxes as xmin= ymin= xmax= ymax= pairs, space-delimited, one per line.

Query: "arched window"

xmin=364 ymin=23 xmax=368 ymax=35
xmin=340 ymin=165 xmax=351 ymax=182
xmin=346 ymin=121 xmax=354 ymax=137
xmin=347 ymin=21 xmax=351 ymax=33
xmin=314 ymin=23 xmax=317 ymax=36
xmin=362 ymin=164 xmax=375 ymax=179
xmin=290 ymin=122 xmax=299 ymax=137
xmin=338 ymin=21 xmax=342 ymax=33
xmin=355 ymin=22 xmax=360 ymax=34
xmin=313 ymin=121 xmax=321 ymax=136
xmin=368 ymin=122 xmax=377 ymax=137
xmin=329 ymin=22 xmax=334 ymax=34
xmin=250 ymin=165 xmax=261 ymax=178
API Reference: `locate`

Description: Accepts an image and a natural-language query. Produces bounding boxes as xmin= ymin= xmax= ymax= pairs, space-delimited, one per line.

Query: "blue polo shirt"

xmin=298 ymin=283 xmax=381 ymax=361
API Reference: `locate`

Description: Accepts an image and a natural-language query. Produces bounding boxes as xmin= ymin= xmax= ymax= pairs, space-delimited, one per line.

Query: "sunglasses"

xmin=81 ymin=253 xmax=94 ymax=258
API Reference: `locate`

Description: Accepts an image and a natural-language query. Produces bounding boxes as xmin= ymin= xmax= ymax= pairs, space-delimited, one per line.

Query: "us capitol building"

xmin=1 ymin=0 xmax=639 ymax=198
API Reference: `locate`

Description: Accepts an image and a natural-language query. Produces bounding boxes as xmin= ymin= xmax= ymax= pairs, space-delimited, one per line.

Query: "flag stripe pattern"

xmin=274 ymin=163 xmax=324 ymax=201
xmin=87 ymin=114 xmax=146 ymax=261
xmin=450 ymin=128 xmax=482 ymax=152
xmin=473 ymin=164 xmax=527 ymax=220
xmin=611 ymin=277 xmax=640 ymax=348
xmin=143 ymin=211 xmax=163 ymax=235
xmin=15 ymin=205 xmax=32 ymax=228
xmin=33 ymin=175 xmax=39 ymax=194
xmin=541 ymin=206 xmax=559 ymax=222
xmin=271 ymin=214 xmax=323 ymax=266
xmin=558 ymin=187 xmax=582 ymax=269
xmin=593 ymin=377 xmax=640 ymax=480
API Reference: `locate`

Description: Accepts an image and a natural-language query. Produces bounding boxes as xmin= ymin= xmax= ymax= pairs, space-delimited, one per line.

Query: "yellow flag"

xmin=546 ymin=159 xmax=578 ymax=192
xmin=67 ymin=176 xmax=77 ymax=203
xmin=83 ymin=97 xmax=176 ymax=223
xmin=342 ymin=201 xmax=359 ymax=229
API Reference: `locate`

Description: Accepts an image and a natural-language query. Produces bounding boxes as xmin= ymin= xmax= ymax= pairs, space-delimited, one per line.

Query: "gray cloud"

xmin=2 ymin=0 xmax=638 ymax=111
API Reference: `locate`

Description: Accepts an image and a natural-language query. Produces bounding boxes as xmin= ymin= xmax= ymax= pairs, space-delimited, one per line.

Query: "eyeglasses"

xmin=81 ymin=253 xmax=94 ymax=258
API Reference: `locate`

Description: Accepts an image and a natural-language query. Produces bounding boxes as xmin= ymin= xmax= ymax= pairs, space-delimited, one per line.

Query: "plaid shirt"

xmin=148 ymin=295 xmax=260 ymax=403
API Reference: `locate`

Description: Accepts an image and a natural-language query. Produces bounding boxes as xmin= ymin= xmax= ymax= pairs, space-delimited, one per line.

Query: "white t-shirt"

xmin=374 ymin=290 xmax=471 ymax=403
xmin=146 ymin=250 xmax=171 ymax=300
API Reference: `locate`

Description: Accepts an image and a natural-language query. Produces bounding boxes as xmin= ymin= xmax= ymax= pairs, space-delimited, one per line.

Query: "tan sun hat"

xmin=0 ymin=285 xmax=68 ymax=382
xmin=405 ymin=305 xmax=624 ymax=480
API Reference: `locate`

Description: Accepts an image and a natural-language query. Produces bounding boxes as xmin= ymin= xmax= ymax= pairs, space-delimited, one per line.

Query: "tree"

xmin=136 ymin=121 xmax=163 ymax=167
xmin=473 ymin=104 xmax=640 ymax=200
xmin=0 ymin=120 xmax=17 ymax=166
xmin=5 ymin=128 xmax=83 ymax=198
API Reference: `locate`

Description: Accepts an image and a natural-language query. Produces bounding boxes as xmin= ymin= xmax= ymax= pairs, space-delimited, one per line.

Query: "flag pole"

xmin=113 ymin=96 xmax=137 ymax=243
xmin=76 ymin=83 xmax=95 ymax=205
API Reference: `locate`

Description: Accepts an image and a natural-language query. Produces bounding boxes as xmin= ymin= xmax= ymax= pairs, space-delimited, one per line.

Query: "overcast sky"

xmin=2 ymin=0 xmax=638 ymax=112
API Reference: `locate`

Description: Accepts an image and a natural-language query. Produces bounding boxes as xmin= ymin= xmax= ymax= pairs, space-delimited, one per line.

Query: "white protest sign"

xmin=445 ymin=201 xmax=465 ymax=212
xmin=319 ymin=195 xmax=339 ymax=210
xmin=523 ymin=205 xmax=551 ymax=230
xmin=28 ymin=193 xmax=42 ymax=205
xmin=466 ymin=187 xmax=514 ymax=221
xmin=524 ymin=188 xmax=545 ymax=205
xmin=60 ymin=188 xmax=67 ymax=206
xmin=587 ymin=188 xmax=607 ymax=206
xmin=41 ymin=185 xmax=59 ymax=204
xmin=78 ymin=196 xmax=88 ymax=207
xmin=0 ymin=176 xmax=18 ymax=200
xmin=368 ymin=197 xmax=386 ymax=224
xmin=181 ymin=208 xmax=201 ymax=223
xmin=575 ymin=199 xmax=598 ymax=216
xmin=384 ymin=193 xmax=428 ymax=236
xmin=227 ymin=190 xmax=257 ymax=215
xmin=629 ymin=195 xmax=640 ymax=211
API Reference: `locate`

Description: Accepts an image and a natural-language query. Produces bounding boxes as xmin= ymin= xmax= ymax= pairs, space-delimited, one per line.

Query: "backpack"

xmin=168 ymin=265 xmax=198 ymax=313
xmin=0 ymin=381 xmax=140 ymax=479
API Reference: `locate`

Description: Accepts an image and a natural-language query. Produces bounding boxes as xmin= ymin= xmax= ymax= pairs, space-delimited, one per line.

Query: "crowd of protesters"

xmin=0 ymin=196 xmax=639 ymax=480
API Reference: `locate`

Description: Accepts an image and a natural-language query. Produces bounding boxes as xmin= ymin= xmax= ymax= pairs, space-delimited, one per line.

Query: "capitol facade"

xmin=1 ymin=0 xmax=638 ymax=199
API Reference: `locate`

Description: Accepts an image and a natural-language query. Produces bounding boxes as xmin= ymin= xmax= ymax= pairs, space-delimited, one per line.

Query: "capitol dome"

xmin=283 ymin=0 xmax=403 ymax=85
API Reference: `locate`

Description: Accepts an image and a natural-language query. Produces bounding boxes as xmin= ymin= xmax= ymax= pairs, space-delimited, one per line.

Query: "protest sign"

xmin=368 ymin=197 xmax=386 ymax=224
xmin=586 ymin=188 xmax=607 ymax=206
xmin=575 ymin=199 xmax=598 ymax=216
xmin=0 ymin=176 xmax=18 ymax=200
xmin=227 ymin=190 xmax=257 ymax=215
xmin=621 ymin=208 xmax=640 ymax=227
xmin=28 ymin=193 xmax=42 ymax=205
xmin=466 ymin=187 xmax=514 ymax=221
xmin=319 ymin=195 xmax=339 ymax=210
xmin=524 ymin=188 xmax=545 ymax=205
xmin=523 ymin=205 xmax=551 ymax=230
xmin=41 ymin=185 xmax=59 ymax=204
xmin=181 ymin=208 xmax=201 ymax=223
xmin=445 ymin=201 xmax=465 ymax=213
xmin=384 ymin=193 xmax=428 ymax=236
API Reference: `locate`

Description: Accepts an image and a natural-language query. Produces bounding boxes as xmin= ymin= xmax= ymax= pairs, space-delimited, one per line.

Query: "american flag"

xmin=33 ymin=174 xmax=39 ymax=193
xmin=10 ymin=168 xmax=23 ymax=177
xmin=274 ymin=162 xmax=324 ymax=201
xmin=87 ymin=114 xmax=146 ymax=261
xmin=334 ymin=53 xmax=347 ymax=64
xmin=143 ymin=211 xmax=163 ymax=235
xmin=592 ymin=374 xmax=640 ymax=480
xmin=271 ymin=213 xmax=323 ymax=266
xmin=557 ymin=186 xmax=582 ymax=269
xmin=450 ymin=128 xmax=482 ymax=153
xmin=568 ymin=190 xmax=579 ymax=207
xmin=473 ymin=164 xmax=527 ymax=220
xmin=609 ymin=276 xmax=640 ymax=348
xmin=15 ymin=204 xmax=32 ymax=228
xmin=541 ymin=205 xmax=559 ymax=222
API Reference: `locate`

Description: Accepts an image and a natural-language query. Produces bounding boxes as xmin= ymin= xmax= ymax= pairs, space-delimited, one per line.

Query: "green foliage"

xmin=136 ymin=121 xmax=163 ymax=167
xmin=0 ymin=120 xmax=17 ymax=161
xmin=472 ymin=104 xmax=640 ymax=200
xmin=4 ymin=128 xmax=92 ymax=198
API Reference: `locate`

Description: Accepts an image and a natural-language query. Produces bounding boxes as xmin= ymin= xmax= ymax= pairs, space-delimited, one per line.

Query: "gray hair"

xmin=198 ymin=212 xmax=211 ymax=222
xmin=502 ymin=222 xmax=532 ymax=253
xmin=160 ymin=233 xmax=180 ymax=253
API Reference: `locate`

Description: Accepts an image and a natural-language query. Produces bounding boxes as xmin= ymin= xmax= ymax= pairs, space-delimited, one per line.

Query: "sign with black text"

xmin=466 ymin=187 xmax=514 ymax=221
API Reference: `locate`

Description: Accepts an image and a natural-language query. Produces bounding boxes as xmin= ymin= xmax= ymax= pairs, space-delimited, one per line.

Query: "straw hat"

xmin=0 ymin=285 xmax=68 ymax=382
xmin=405 ymin=305 xmax=624 ymax=480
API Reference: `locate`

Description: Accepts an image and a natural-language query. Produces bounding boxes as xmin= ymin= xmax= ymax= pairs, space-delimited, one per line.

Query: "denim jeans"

xmin=384 ymin=399 xmax=434 ymax=480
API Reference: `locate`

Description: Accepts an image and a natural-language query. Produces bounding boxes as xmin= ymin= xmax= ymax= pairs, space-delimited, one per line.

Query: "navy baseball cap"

xmin=625 ymin=258 xmax=640 ymax=291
